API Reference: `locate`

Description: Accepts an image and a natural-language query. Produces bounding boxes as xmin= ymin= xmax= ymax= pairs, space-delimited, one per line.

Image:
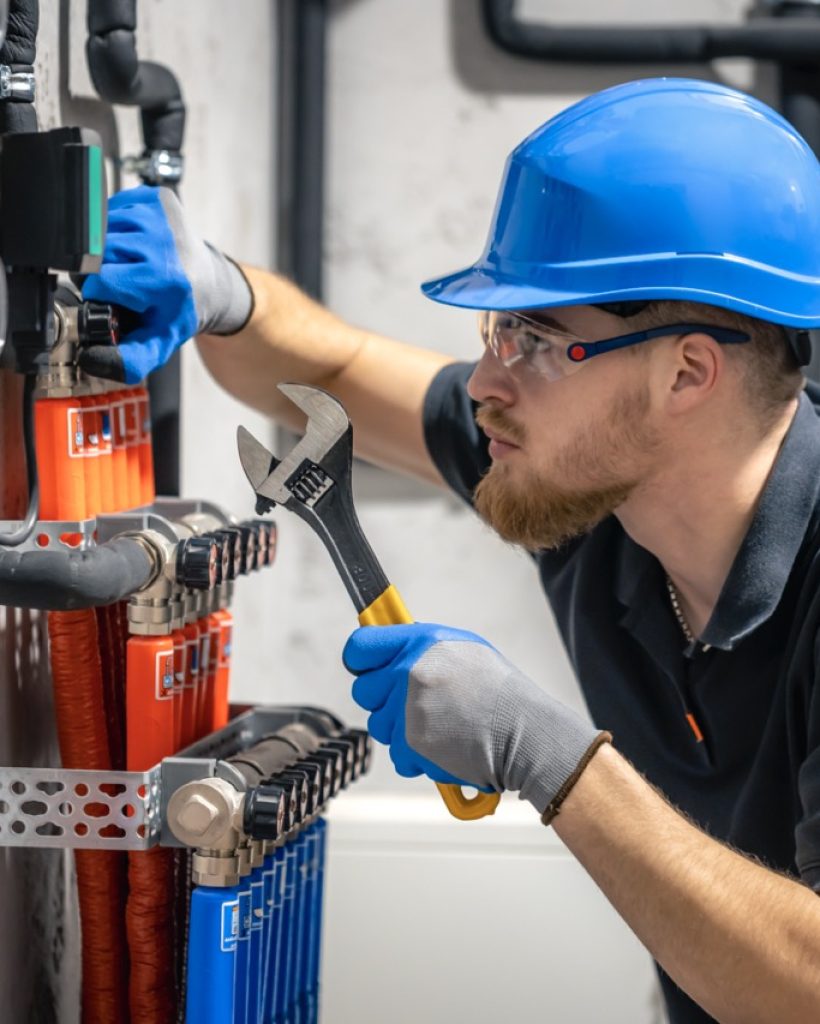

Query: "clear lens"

xmin=477 ymin=311 xmax=586 ymax=381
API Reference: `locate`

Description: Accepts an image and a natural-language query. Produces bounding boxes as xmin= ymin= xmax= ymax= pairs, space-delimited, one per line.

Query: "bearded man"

xmin=85 ymin=78 xmax=820 ymax=1023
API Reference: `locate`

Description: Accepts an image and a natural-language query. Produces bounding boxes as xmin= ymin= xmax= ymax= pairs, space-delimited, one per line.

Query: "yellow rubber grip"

xmin=358 ymin=585 xmax=501 ymax=822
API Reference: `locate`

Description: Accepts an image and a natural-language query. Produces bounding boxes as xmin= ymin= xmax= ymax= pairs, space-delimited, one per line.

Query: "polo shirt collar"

xmin=614 ymin=392 xmax=820 ymax=653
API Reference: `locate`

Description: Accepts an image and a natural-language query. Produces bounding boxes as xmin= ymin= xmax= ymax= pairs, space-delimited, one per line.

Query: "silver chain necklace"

xmin=665 ymin=574 xmax=695 ymax=643
xmin=665 ymin=574 xmax=711 ymax=652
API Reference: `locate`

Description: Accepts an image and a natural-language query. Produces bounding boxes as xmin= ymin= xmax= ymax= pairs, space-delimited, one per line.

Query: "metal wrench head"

xmin=236 ymin=383 xmax=351 ymax=508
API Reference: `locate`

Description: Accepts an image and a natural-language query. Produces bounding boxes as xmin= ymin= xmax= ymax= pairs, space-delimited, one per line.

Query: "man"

xmin=84 ymin=79 xmax=820 ymax=1023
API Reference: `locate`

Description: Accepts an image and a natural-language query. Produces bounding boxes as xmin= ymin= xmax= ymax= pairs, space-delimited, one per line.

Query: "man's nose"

xmin=467 ymin=346 xmax=517 ymax=405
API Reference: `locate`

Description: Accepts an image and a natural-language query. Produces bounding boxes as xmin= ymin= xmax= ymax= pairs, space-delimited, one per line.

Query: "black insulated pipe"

xmin=0 ymin=0 xmax=40 ymax=547
xmin=0 ymin=536 xmax=155 ymax=610
xmin=0 ymin=0 xmax=36 ymax=134
xmin=86 ymin=0 xmax=184 ymax=162
xmin=481 ymin=0 xmax=820 ymax=64
xmin=276 ymin=0 xmax=327 ymax=301
xmin=85 ymin=0 xmax=186 ymax=496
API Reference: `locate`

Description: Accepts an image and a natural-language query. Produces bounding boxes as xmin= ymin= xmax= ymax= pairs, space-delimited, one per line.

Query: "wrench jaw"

xmin=277 ymin=430 xmax=391 ymax=614
xmin=237 ymin=409 xmax=391 ymax=613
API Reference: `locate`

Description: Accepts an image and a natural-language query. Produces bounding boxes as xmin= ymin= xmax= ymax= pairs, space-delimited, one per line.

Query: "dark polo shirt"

xmin=423 ymin=364 xmax=820 ymax=1024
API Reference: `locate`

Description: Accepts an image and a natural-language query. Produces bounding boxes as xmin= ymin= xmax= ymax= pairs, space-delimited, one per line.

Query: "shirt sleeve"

xmin=422 ymin=361 xmax=490 ymax=506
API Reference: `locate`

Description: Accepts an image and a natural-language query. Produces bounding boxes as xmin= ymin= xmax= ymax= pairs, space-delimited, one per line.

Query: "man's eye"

xmin=515 ymin=329 xmax=550 ymax=357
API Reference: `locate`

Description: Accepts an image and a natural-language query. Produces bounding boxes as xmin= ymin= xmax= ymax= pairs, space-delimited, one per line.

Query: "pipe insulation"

xmin=481 ymin=0 xmax=820 ymax=63
xmin=86 ymin=0 xmax=184 ymax=156
xmin=0 ymin=0 xmax=36 ymax=134
xmin=0 ymin=536 xmax=156 ymax=609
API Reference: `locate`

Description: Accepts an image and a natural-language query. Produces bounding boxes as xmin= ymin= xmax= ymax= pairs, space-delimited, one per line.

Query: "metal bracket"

xmin=0 ymin=766 xmax=160 ymax=850
xmin=0 ymin=505 xmax=207 ymax=555
xmin=0 ymin=706 xmax=345 ymax=851
xmin=0 ymin=517 xmax=97 ymax=553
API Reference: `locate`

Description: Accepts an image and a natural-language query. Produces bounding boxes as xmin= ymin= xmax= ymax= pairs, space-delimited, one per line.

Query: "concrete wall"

xmin=0 ymin=1 xmax=769 ymax=1020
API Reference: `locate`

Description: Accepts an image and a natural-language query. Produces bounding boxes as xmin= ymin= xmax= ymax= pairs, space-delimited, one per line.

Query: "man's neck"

xmin=616 ymin=399 xmax=799 ymax=638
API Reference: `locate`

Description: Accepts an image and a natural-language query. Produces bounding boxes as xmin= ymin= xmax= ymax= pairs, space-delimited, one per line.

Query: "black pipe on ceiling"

xmin=276 ymin=0 xmax=327 ymax=301
xmin=481 ymin=0 xmax=820 ymax=64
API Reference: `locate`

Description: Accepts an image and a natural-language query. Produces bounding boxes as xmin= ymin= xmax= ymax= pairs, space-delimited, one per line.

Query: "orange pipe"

xmin=123 ymin=391 xmax=142 ymax=509
xmin=109 ymin=392 xmax=129 ymax=510
xmin=96 ymin=393 xmax=115 ymax=513
xmin=126 ymin=635 xmax=177 ymax=1024
xmin=171 ymin=629 xmax=186 ymax=753
xmin=199 ymin=613 xmax=222 ymax=737
xmin=49 ymin=610 xmax=129 ymax=1024
xmin=212 ymin=609 xmax=233 ymax=731
xmin=137 ymin=387 xmax=155 ymax=505
xmin=35 ymin=397 xmax=86 ymax=520
xmin=194 ymin=616 xmax=213 ymax=740
xmin=79 ymin=395 xmax=102 ymax=515
xmin=126 ymin=636 xmax=175 ymax=767
xmin=181 ymin=622 xmax=201 ymax=749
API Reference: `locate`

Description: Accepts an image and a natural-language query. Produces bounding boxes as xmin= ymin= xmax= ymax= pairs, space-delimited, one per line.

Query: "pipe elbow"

xmin=0 ymin=536 xmax=156 ymax=610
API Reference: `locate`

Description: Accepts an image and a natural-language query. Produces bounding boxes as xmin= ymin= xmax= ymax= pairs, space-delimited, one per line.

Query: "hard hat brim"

xmin=421 ymin=257 xmax=820 ymax=329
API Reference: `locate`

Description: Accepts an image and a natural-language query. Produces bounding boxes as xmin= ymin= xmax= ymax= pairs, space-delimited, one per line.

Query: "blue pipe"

xmin=284 ymin=834 xmax=309 ymax=1018
xmin=297 ymin=826 xmax=317 ymax=1003
xmin=248 ymin=862 xmax=265 ymax=1023
xmin=259 ymin=851 xmax=277 ymax=1021
xmin=263 ymin=847 xmax=285 ymax=1023
xmin=185 ymin=883 xmax=241 ymax=1024
xmin=308 ymin=819 xmax=328 ymax=1008
xmin=273 ymin=843 xmax=298 ymax=1021
xmin=291 ymin=831 xmax=311 ymax=1012
xmin=234 ymin=875 xmax=253 ymax=1022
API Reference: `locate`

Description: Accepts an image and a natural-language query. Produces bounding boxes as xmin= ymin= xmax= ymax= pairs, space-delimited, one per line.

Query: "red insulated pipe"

xmin=48 ymin=609 xmax=130 ymax=1024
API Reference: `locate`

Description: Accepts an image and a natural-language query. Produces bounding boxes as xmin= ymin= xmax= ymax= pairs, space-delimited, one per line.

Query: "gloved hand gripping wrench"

xmin=237 ymin=382 xmax=500 ymax=821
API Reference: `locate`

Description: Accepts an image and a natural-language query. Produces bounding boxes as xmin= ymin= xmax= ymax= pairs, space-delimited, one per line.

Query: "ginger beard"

xmin=474 ymin=383 xmax=657 ymax=551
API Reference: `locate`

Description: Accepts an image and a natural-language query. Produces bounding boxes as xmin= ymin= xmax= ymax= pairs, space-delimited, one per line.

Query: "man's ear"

xmin=666 ymin=333 xmax=721 ymax=410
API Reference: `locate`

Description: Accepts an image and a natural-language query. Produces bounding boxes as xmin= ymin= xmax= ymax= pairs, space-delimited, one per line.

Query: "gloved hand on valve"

xmin=81 ymin=185 xmax=253 ymax=384
xmin=344 ymin=623 xmax=611 ymax=820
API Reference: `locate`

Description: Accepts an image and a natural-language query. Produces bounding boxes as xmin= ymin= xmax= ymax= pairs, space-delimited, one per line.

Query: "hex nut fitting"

xmin=167 ymin=777 xmax=243 ymax=851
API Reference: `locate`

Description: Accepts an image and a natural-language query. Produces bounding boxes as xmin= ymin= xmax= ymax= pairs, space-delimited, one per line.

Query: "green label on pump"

xmin=87 ymin=145 xmax=103 ymax=256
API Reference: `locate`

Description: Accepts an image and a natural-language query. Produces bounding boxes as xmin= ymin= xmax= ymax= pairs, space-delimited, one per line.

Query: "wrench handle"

xmin=358 ymin=585 xmax=501 ymax=822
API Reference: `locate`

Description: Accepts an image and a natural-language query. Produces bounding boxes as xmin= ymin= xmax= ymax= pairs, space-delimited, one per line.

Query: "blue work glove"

xmin=344 ymin=623 xmax=611 ymax=819
xmin=81 ymin=185 xmax=253 ymax=384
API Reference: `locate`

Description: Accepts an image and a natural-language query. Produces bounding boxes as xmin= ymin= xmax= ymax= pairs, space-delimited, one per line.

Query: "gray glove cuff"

xmin=405 ymin=640 xmax=611 ymax=821
xmin=200 ymin=245 xmax=254 ymax=336
xmin=494 ymin=672 xmax=609 ymax=818
xmin=156 ymin=187 xmax=254 ymax=338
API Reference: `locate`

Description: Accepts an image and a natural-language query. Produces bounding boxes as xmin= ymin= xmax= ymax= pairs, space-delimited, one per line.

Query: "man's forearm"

xmin=196 ymin=264 xmax=366 ymax=426
xmin=553 ymin=744 xmax=820 ymax=1024
xmin=195 ymin=263 xmax=452 ymax=483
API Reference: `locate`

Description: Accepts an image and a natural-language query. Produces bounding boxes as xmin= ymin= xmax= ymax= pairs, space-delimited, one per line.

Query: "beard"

xmin=474 ymin=385 xmax=656 ymax=551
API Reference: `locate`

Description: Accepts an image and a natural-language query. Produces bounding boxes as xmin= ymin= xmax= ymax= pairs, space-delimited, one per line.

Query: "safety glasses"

xmin=477 ymin=310 xmax=750 ymax=381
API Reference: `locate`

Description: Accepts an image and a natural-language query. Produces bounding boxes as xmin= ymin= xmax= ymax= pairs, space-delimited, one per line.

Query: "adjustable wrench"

xmin=237 ymin=382 xmax=500 ymax=822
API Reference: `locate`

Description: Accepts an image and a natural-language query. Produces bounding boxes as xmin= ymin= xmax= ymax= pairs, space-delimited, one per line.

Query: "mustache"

xmin=475 ymin=405 xmax=527 ymax=446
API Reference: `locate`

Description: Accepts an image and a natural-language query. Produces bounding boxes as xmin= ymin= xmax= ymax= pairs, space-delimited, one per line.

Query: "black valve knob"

xmin=245 ymin=519 xmax=276 ymax=568
xmin=235 ymin=524 xmax=258 ymax=574
xmin=213 ymin=528 xmax=243 ymax=581
xmin=243 ymin=783 xmax=287 ymax=842
xmin=203 ymin=533 xmax=231 ymax=585
xmin=176 ymin=537 xmax=218 ymax=590
xmin=78 ymin=301 xmax=118 ymax=346
xmin=276 ymin=769 xmax=313 ymax=819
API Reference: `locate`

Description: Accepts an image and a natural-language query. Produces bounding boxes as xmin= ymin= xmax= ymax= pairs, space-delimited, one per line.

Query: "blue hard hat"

xmin=422 ymin=78 xmax=820 ymax=328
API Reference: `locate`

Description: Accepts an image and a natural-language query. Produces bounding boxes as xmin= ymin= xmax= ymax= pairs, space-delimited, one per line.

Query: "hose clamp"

xmin=0 ymin=65 xmax=35 ymax=102
xmin=122 ymin=149 xmax=184 ymax=186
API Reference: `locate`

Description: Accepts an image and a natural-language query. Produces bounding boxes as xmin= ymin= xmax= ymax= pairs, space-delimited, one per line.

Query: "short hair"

xmin=600 ymin=299 xmax=804 ymax=425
